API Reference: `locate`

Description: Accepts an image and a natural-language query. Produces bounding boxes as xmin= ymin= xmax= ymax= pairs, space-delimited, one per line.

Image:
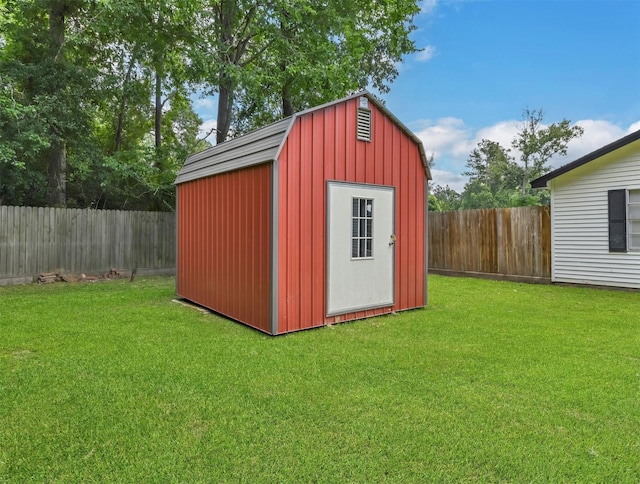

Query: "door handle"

xmin=389 ymin=234 xmax=396 ymax=246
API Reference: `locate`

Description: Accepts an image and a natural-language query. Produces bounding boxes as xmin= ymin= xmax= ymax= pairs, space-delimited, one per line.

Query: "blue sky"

xmin=194 ymin=0 xmax=640 ymax=191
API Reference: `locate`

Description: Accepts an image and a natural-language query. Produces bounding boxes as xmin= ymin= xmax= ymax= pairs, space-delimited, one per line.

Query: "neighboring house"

xmin=531 ymin=129 xmax=640 ymax=289
xmin=175 ymin=92 xmax=432 ymax=335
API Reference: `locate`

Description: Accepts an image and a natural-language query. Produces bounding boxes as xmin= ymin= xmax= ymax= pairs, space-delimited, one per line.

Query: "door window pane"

xmin=352 ymin=197 xmax=373 ymax=258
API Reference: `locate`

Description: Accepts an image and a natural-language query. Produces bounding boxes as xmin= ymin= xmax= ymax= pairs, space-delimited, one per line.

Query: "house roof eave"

xmin=531 ymin=129 xmax=640 ymax=189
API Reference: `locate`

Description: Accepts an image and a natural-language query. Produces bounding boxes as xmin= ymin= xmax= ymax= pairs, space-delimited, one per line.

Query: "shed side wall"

xmin=277 ymin=98 xmax=426 ymax=333
xmin=550 ymin=141 xmax=640 ymax=288
xmin=177 ymin=163 xmax=272 ymax=332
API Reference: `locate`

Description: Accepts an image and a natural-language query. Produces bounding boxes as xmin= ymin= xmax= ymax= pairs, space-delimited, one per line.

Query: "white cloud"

xmin=414 ymin=117 xmax=470 ymax=162
xmin=198 ymin=119 xmax=217 ymax=142
xmin=193 ymin=97 xmax=216 ymax=110
xmin=413 ymin=115 xmax=640 ymax=192
xmin=431 ymin=169 xmax=468 ymax=193
xmin=474 ymin=121 xmax=520 ymax=152
xmin=416 ymin=45 xmax=437 ymax=62
xmin=628 ymin=121 xmax=640 ymax=133
xmin=548 ymin=119 xmax=635 ymax=168
xmin=420 ymin=0 xmax=438 ymax=15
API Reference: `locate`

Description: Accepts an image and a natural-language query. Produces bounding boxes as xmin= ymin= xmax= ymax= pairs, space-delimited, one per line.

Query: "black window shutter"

xmin=608 ymin=189 xmax=627 ymax=252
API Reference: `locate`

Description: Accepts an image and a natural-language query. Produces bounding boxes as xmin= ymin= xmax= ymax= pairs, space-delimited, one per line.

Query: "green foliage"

xmin=0 ymin=0 xmax=205 ymax=209
xmin=428 ymin=193 xmax=440 ymax=211
xmin=1 ymin=276 xmax=638 ymax=481
xmin=429 ymin=184 xmax=461 ymax=212
xmin=513 ymin=108 xmax=584 ymax=195
xmin=458 ymin=110 xmax=582 ymax=209
xmin=0 ymin=0 xmax=96 ymax=205
xmin=1 ymin=0 xmax=420 ymax=208
xmin=224 ymin=0 xmax=421 ymax=137
xmin=0 ymin=77 xmax=50 ymax=205
xmin=459 ymin=139 xmax=518 ymax=209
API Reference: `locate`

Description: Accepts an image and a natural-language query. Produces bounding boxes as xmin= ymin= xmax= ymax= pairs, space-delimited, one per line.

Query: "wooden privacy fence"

xmin=0 ymin=206 xmax=175 ymax=285
xmin=429 ymin=206 xmax=551 ymax=282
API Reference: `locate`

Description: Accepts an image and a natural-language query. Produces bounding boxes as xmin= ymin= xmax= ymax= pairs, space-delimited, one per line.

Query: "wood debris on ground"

xmin=37 ymin=268 xmax=131 ymax=284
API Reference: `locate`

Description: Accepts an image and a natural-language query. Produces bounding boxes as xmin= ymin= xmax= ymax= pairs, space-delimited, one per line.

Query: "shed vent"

xmin=357 ymin=108 xmax=372 ymax=141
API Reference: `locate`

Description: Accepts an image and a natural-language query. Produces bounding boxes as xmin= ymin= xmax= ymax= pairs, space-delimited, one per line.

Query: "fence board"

xmin=429 ymin=206 xmax=551 ymax=280
xmin=0 ymin=206 xmax=175 ymax=282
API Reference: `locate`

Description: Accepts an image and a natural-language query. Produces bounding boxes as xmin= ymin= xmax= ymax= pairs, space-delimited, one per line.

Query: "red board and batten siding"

xmin=277 ymin=97 xmax=426 ymax=333
xmin=176 ymin=163 xmax=272 ymax=333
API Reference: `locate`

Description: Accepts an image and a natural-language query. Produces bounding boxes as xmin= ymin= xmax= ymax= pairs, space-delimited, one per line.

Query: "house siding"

xmin=276 ymin=97 xmax=427 ymax=333
xmin=550 ymin=140 xmax=640 ymax=288
xmin=176 ymin=163 xmax=272 ymax=332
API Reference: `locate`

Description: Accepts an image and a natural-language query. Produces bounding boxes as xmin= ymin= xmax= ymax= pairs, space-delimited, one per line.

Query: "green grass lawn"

xmin=1 ymin=275 xmax=638 ymax=482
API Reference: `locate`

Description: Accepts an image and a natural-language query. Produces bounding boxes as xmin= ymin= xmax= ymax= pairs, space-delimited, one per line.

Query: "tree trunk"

xmin=282 ymin=81 xmax=294 ymax=117
xmin=115 ymin=103 xmax=125 ymax=152
xmin=49 ymin=2 xmax=65 ymax=61
xmin=521 ymin=159 xmax=529 ymax=196
xmin=114 ymin=56 xmax=135 ymax=152
xmin=47 ymin=139 xmax=67 ymax=207
xmin=282 ymin=97 xmax=294 ymax=117
xmin=280 ymin=14 xmax=294 ymax=118
xmin=48 ymin=2 xmax=67 ymax=206
xmin=155 ymin=69 xmax=162 ymax=148
xmin=217 ymin=76 xmax=234 ymax=144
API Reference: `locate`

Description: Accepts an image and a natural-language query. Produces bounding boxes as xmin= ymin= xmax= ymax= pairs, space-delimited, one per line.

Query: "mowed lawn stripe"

xmin=1 ymin=276 xmax=638 ymax=481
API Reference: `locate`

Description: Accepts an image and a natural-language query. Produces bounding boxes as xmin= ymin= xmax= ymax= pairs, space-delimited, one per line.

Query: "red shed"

xmin=175 ymin=92 xmax=431 ymax=334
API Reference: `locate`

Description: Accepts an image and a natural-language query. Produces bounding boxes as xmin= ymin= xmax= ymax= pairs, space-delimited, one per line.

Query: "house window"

xmin=352 ymin=198 xmax=373 ymax=258
xmin=628 ymin=189 xmax=640 ymax=250
xmin=608 ymin=188 xmax=640 ymax=252
xmin=608 ymin=190 xmax=627 ymax=252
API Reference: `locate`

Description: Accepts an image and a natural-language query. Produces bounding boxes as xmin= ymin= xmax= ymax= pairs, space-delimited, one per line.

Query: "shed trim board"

xmin=550 ymin=187 xmax=557 ymax=283
xmin=531 ymin=130 xmax=640 ymax=289
xmin=270 ymin=159 xmax=279 ymax=335
xmin=424 ymin=177 xmax=429 ymax=305
xmin=176 ymin=92 xmax=430 ymax=334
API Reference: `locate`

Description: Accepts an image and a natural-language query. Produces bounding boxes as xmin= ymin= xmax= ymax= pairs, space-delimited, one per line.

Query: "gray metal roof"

xmin=175 ymin=117 xmax=292 ymax=184
xmin=175 ymin=91 xmax=431 ymax=185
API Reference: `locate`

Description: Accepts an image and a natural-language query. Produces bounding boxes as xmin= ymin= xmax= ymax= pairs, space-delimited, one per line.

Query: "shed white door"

xmin=326 ymin=182 xmax=395 ymax=316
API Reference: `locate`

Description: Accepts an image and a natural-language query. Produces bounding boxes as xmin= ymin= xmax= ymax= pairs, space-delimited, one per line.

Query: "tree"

xmin=460 ymin=139 xmax=520 ymax=209
xmin=512 ymin=108 xmax=584 ymax=196
xmin=194 ymin=0 xmax=271 ymax=144
xmin=96 ymin=0 xmax=202 ymax=150
xmin=213 ymin=0 xmax=421 ymax=139
xmin=0 ymin=0 xmax=207 ymax=209
xmin=463 ymin=140 xmax=518 ymax=193
xmin=459 ymin=110 xmax=583 ymax=209
xmin=430 ymin=184 xmax=461 ymax=212
xmin=0 ymin=75 xmax=49 ymax=205
xmin=427 ymin=152 xmax=462 ymax=211
xmin=86 ymin=0 xmax=205 ymax=209
xmin=0 ymin=0 xmax=98 ymax=206
xmin=0 ymin=0 xmax=421 ymax=209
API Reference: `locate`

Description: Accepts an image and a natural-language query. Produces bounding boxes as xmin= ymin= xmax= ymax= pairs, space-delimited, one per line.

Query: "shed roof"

xmin=175 ymin=91 xmax=431 ymax=185
xmin=531 ymin=129 xmax=640 ymax=189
